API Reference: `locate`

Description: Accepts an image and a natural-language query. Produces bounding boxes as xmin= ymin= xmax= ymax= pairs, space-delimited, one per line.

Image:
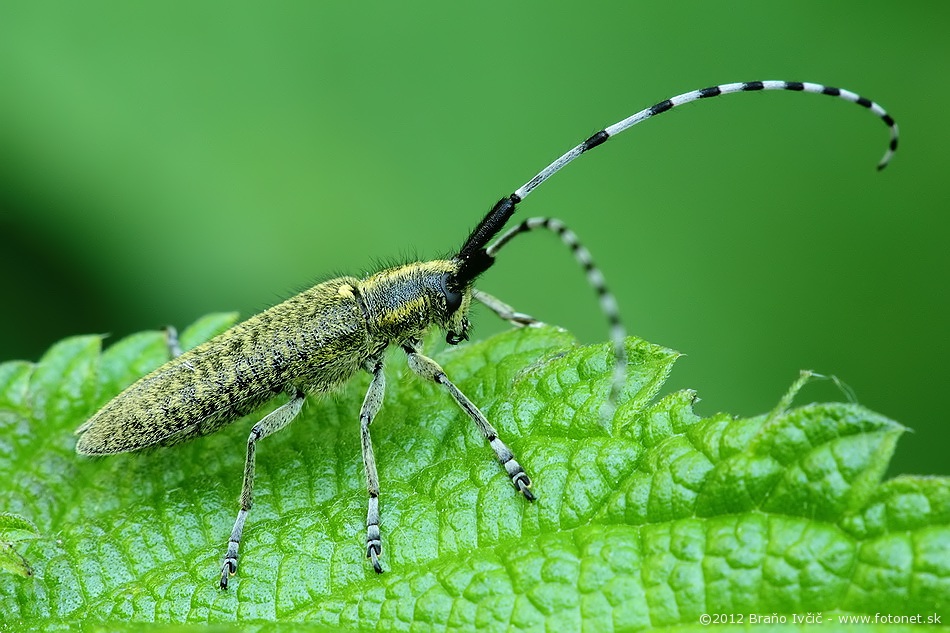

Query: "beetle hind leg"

xmin=164 ymin=326 xmax=183 ymax=358
xmin=219 ymin=392 xmax=305 ymax=589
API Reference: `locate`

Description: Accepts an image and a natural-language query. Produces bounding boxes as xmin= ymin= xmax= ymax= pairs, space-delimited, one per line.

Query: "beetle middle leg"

xmin=219 ymin=392 xmax=305 ymax=589
xmin=403 ymin=341 xmax=535 ymax=501
xmin=358 ymin=357 xmax=386 ymax=573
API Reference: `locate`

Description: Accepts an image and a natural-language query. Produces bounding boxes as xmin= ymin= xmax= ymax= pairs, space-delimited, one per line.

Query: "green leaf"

xmin=0 ymin=316 xmax=947 ymax=631
xmin=0 ymin=513 xmax=39 ymax=578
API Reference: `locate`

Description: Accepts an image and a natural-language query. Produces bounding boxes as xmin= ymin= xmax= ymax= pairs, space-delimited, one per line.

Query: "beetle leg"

xmin=219 ymin=392 xmax=305 ymax=589
xmin=403 ymin=342 xmax=535 ymax=501
xmin=164 ymin=325 xmax=183 ymax=358
xmin=472 ymin=289 xmax=542 ymax=327
xmin=359 ymin=357 xmax=386 ymax=573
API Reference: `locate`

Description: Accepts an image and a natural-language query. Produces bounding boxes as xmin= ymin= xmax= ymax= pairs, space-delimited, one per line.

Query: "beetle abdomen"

xmin=76 ymin=277 xmax=372 ymax=454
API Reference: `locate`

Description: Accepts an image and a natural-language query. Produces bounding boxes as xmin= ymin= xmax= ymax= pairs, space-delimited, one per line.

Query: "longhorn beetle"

xmin=75 ymin=80 xmax=899 ymax=589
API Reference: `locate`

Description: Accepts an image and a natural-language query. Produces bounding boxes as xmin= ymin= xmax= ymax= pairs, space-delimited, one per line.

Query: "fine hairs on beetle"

xmin=75 ymin=80 xmax=899 ymax=589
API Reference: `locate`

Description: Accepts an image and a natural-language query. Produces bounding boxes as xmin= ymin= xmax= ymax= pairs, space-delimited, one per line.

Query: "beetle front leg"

xmin=403 ymin=342 xmax=535 ymax=500
xmin=472 ymin=289 xmax=542 ymax=328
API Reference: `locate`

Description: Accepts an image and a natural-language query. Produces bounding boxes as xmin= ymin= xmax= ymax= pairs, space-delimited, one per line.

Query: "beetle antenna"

xmin=455 ymin=80 xmax=898 ymax=284
xmin=486 ymin=217 xmax=627 ymax=407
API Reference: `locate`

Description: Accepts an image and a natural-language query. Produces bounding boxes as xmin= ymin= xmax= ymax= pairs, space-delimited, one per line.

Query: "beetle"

xmin=75 ymin=80 xmax=898 ymax=588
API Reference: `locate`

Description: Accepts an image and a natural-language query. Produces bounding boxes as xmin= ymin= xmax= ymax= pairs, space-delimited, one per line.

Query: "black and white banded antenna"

xmin=452 ymin=79 xmax=899 ymax=407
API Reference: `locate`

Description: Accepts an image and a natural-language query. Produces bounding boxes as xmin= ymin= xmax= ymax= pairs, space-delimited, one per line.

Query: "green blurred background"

xmin=1 ymin=3 xmax=946 ymax=476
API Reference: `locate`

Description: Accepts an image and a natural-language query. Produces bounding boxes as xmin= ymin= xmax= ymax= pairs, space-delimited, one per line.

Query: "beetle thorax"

xmin=356 ymin=260 xmax=471 ymax=345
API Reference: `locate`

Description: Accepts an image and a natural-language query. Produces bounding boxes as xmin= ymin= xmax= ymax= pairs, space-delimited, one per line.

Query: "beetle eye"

xmin=441 ymin=273 xmax=463 ymax=314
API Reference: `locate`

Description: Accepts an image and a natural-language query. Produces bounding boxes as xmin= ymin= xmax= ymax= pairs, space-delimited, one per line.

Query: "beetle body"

xmin=74 ymin=79 xmax=898 ymax=587
xmin=76 ymin=260 xmax=472 ymax=455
